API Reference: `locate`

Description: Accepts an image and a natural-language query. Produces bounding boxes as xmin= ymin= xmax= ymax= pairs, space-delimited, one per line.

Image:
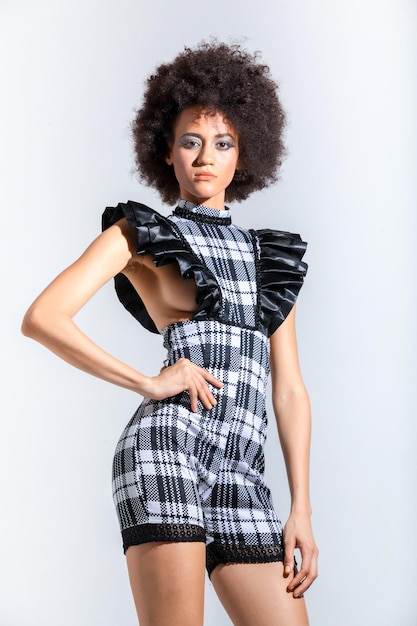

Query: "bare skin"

xmin=211 ymin=562 xmax=310 ymax=626
xmin=126 ymin=543 xmax=311 ymax=626
xmin=269 ymin=308 xmax=319 ymax=598
xmin=126 ymin=542 xmax=206 ymax=626
xmin=21 ymin=218 xmax=222 ymax=412
xmin=22 ymin=106 xmax=318 ymax=624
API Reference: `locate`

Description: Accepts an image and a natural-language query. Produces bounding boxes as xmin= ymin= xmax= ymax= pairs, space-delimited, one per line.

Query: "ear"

xmin=165 ymin=150 xmax=173 ymax=165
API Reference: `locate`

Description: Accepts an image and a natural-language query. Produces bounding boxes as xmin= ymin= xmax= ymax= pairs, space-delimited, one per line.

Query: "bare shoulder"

xmin=111 ymin=216 xmax=140 ymax=256
xmin=78 ymin=216 xmax=141 ymax=276
xmin=95 ymin=216 xmax=138 ymax=258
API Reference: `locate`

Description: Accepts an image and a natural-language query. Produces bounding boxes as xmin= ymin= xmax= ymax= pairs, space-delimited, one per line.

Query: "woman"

xmin=22 ymin=41 xmax=318 ymax=626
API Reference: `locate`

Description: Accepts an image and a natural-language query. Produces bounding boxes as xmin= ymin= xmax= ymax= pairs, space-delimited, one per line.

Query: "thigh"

xmin=126 ymin=541 xmax=206 ymax=626
xmin=211 ymin=561 xmax=309 ymax=626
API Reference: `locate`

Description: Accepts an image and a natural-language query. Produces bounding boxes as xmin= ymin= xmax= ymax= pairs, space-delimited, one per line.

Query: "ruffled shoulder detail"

xmin=102 ymin=201 xmax=222 ymax=333
xmin=255 ymin=229 xmax=308 ymax=337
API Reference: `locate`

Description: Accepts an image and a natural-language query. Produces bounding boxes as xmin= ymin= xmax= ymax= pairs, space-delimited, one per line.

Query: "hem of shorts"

xmin=122 ymin=523 xmax=206 ymax=553
xmin=206 ymin=543 xmax=284 ymax=578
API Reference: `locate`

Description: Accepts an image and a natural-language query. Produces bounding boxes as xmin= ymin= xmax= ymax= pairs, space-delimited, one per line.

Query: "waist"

xmin=162 ymin=319 xmax=270 ymax=373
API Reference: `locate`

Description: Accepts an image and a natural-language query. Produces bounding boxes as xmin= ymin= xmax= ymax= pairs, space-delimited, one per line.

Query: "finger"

xmin=291 ymin=571 xmax=317 ymax=598
xmin=288 ymin=563 xmax=310 ymax=592
xmin=196 ymin=377 xmax=218 ymax=410
xmin=173 ymin=361 xmax=221 ymax=411
xmin=191 ymin=368 xmax=219 ymax=406
xmin=188 ymin=385 xmax=199 ymax=413
xmin=283 ymin=537 xmax=295 ymax=578
xmin=283 ymin=552 xmax=295 ymax=578
xmin=198 ymin=367 xmax=223 ymax=388
xmin=288 ymin=554 xmax=318 ymax=597
xmin=288 ymin=553 xmax=310 ymax=586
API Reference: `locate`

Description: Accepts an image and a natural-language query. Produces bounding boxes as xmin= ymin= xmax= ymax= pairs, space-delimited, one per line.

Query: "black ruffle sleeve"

xmin=256 ymin=229 xmax=308 ymax=337
xmin=102 ymin=201 xmax=222 ymax=334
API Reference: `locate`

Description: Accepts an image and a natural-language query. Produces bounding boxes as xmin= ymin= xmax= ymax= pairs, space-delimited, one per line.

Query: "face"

xmin=166 ymin=106 xmax=239 ymax=210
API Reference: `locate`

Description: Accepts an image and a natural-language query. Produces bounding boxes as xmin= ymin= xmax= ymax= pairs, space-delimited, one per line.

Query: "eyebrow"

xmin=179 ymin=132 xmax=236 ymax=140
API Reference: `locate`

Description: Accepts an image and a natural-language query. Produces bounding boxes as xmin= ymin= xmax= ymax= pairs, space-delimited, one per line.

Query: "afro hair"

xmin=132 ymin=41 xmax=286 ymax=204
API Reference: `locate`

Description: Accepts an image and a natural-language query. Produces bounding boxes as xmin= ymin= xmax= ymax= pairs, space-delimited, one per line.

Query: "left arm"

xmin=270 ymin=305 xmax=318 ymax=596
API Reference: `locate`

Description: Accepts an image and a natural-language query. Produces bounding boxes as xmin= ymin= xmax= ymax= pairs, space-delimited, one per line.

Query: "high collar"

xmin=173 ymin=199 xmax=232 ymax=225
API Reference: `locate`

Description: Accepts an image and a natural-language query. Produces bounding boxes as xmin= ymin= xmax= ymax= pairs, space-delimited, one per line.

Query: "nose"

xmin=194 ymin=143 xmax=215 ymax=166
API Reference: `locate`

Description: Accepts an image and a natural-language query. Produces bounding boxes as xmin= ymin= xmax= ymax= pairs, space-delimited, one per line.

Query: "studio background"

xmin=1 ymin=1 xmax=416 ymax=624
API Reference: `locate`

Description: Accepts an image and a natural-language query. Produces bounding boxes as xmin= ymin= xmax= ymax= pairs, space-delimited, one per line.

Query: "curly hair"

xmin=132 ymin=41 xmax=286 ymax=204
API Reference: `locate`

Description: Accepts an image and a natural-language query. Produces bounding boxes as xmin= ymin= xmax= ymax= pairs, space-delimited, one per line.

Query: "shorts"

xmin=112 ymin=320 xmax=284 ymax=576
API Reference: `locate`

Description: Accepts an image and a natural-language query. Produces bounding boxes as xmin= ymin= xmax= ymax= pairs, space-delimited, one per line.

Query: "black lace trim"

xmin=173 ymin=206 xmax=232 ymax=226
xmin=249 ymin=229 xmax=263 ymax=331
xmin=122 ymin=523 xmax=206 ymax=553
xmin=206 ymin=543 xmax=284 ymax=577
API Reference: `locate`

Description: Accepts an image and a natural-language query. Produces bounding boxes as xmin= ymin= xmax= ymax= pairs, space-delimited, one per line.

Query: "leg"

xmin=126 ymin=541 xmax=206 ymax=626
xmin=211 ymin=562 xmax=309 ymax=626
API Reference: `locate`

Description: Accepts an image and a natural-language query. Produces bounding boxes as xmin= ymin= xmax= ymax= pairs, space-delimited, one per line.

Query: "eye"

xmin=216 ymin=140 xmax=235 ymax=150
xmin=180 ymin=138 xmax=202 ymax=149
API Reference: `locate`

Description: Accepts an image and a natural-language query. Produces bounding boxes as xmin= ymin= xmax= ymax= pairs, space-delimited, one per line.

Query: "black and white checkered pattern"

xmin=112 ymin=319 xmax=283 ymax=573
xmin=112 ymin=202 xmax=289 ymax=574
xmin=169 ymin=209 xmax=257 ymax=329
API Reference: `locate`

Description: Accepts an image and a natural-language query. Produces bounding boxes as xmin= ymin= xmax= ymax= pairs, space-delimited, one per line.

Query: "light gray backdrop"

xmin=1 ymin=1 xmax=416 ymax=624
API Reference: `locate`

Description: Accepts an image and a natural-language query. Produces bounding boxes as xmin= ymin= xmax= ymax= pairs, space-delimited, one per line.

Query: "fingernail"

xmin=285 ymin=565 xmax=292 ymax=574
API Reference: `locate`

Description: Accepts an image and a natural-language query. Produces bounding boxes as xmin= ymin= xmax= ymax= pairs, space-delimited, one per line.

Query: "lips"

xmin=194 ymin=172 xmax=216 ymax=180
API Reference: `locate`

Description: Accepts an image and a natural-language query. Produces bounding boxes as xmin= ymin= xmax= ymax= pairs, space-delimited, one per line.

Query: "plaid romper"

xmin=102 ymin=199 xmax=307 ymax=575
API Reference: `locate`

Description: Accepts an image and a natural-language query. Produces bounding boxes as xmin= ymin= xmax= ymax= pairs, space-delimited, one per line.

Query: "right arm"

xmin=21 ymin=219 xmax=221 ymax=410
